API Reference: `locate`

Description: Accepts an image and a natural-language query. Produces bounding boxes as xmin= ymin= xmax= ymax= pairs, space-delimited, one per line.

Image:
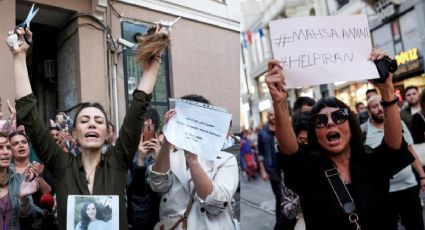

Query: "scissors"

xmin=15 ymin=3 xmax=39 ymax=44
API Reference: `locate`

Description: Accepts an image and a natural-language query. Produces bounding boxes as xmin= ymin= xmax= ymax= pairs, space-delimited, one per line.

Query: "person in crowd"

xmin=257 ymin=108 xmax=286 ymax=229
xmin=240 ymin=129 xmax=257 ymax=180
xmin=293 ymin=97 xmax=315 ymax=114
xmin=9 ymin=132 xmax=53 ymax=202
xmin=0 ymin=132 xmax=41 ymax=229
xmin=277 ymin=112 xmax=311 ymax=230
xmin=401 ymin=86 xmax=421 ymax=131
xmin=358 ymin=88 xmax=378 ymax=125
xmin=265 ymin=49 xmax=414 ymax=229
xmin=364 ymin=95 xmax=425 ymax=230
xmin=410 ymin=90 xmax=425 ymax=144
xmin=0 ymin=100 xmax=16 ymax=135
xmin=355 ymin=102 xmax=366 ymax=115
xmin=149 ymin=94 xmax=239 ymax=229
xmin=223 ymin=121 xmax=239 ymax=150
xmin=8 ymin=25 xmax=167 ymax=229
xmin=49 ymin=126 xmax=70 ymax=153
xmin=127 ymin=106 xmax=161 ymax=230
xmin=292 ymin=112 xmax=310 ymax=146
xmin=106 ymin=121 xmax=116 ymax=146
xmin=76 ymin=201 xmax=107 ymax=230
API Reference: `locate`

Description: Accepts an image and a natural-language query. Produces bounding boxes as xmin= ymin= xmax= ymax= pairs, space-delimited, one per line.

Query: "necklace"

xmin=84 ymin=167 xmax=96 ymax=185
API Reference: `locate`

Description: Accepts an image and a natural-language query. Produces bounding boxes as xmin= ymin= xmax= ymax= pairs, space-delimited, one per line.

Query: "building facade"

xmin=0 ymin=0 xmax=240 ymax=132
xmin=240 ymin=0 xmax=332 ymax=129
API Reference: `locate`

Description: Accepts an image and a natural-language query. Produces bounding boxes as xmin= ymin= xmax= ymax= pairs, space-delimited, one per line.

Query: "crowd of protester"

xmin=241 ymin=53 xmax=425 ymax=229
xmin=0 ymin=25 xmax=240 ymax=230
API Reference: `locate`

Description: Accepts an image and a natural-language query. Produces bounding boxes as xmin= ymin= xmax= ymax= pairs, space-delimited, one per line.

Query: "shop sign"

xmin=376 ymin=0 xmax=403 ymax=21
xmin=394 ymin=48 xmax=423 ymax=77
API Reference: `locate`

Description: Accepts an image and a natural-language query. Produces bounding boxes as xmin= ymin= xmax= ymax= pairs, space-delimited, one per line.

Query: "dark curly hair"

xmin=79 ymin=201 xmax=105 ymax=230
xmin=307 ymin=97 xmax=362 ymax=157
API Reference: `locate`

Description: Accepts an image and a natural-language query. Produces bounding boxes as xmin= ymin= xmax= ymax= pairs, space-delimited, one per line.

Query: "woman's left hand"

xmin=184 ymin=151 xmax=198 ymax=165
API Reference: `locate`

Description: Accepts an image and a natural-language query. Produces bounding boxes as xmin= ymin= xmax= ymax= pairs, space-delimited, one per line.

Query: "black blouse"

xmin=278 ymin=140 xmax=413 ymax=230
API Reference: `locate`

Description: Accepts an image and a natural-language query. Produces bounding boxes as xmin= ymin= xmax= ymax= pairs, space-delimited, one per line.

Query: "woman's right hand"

xmin=6 ymin=27 xmax=32 ymax=55
xmin=265 ymin=60 xmax=288 ymax=104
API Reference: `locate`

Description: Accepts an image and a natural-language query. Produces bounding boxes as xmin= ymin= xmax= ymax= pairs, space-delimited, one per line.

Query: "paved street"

xmin=240 ymin=174 xmax=276 ymax=230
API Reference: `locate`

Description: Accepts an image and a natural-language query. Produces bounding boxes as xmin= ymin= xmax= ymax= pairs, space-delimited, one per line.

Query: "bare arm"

xmin=8 ymin=28 xmax=33 ymax=99
xmin=151 ymin=138 xmax=171 ymax=173
xmin=186 ymin=152 xmax=213 ymax=200
xmin=265 ymin=60 xmax=298 ymax=155
xmin=371 ymin=50 xmax=402 ymax=149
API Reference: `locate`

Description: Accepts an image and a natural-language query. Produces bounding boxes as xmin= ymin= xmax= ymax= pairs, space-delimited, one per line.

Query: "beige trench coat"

xmin=149 ymin=149 xmax=239 ymax=230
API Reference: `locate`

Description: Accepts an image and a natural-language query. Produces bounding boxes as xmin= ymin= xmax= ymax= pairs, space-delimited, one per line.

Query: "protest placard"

xmin=162 ymin=99 xmax=232 ymax=161
xmin=67 ymin=195 xmax=119 ymax=230
xmin=269 ymin=15 xmax=379 ymax=88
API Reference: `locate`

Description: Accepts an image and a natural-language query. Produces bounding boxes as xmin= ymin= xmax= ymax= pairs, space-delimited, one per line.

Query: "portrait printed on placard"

xmin=67 ymin=195 xmax=119 ymax=230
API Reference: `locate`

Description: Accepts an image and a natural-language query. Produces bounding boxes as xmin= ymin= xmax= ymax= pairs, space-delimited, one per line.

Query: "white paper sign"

xmin=269 ymin=15 xmax=379 ymax=88
xmin=67 ymin=195 xmax=119 ymax=230
xmin=163 ymin=99 xmax=232 ymax=161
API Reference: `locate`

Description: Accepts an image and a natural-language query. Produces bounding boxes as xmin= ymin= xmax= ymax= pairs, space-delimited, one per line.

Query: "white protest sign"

xmin=163 ymin=99 xmax=232 ymax=161
xmin=269 ymin=15 xmax=379 ymax=88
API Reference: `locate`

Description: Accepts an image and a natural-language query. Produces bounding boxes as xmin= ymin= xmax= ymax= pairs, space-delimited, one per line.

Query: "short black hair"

xmin=181 ymin=94 xmax=210 ymax=105
xmin=355 ymin=102 xmax=364 ymax=110
xmin=107 ymin=121 xmax=115 ymax=133
xmin=292 ymin=112 xmax=310 ymax=136
xmin=293 ymin=97 xmax=315 ymax=113
xmin=144 ymin=106 xmax=160 ymax=131
xmin=404 ymin=86 xmax=419 ymax=97
xmin=365 ymin=89 xmax=378 ymax=97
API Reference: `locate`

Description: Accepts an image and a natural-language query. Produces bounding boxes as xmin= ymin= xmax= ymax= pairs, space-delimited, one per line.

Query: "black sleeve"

xmin=411 ymin=114 xmax=425 ymax=144
xmin=128 ymin=163 xmax=148 ymax=196
xmin=277 ymin=144 xmax=314 ymax=195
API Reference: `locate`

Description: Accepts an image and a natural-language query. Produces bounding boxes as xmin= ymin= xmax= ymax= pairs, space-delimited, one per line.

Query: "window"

xmin=122 ymin=21 xmax=171 ymax=127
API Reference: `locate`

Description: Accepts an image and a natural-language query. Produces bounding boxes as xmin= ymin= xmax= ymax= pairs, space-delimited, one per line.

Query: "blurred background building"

xmin=0 ymin=0 xmax=241 ymax=132
xmin=240 ymin=0 xmax=425 ymax=130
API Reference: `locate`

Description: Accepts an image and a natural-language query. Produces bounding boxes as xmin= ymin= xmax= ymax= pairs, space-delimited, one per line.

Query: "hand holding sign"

xmin=163 ymin=99 xmax=232 ymax=161
xmin=269 ymin=15 xmax=379 ymax=88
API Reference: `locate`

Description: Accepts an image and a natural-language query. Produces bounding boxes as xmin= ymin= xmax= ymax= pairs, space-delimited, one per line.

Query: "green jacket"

xmin=16 ymin=90 xmax=152 ymax=230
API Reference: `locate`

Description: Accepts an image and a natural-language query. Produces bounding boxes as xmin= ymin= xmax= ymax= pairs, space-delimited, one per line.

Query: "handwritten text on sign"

xmin=269 ymin=16 xmax=379 ymax=88
xmin=163 ymin=99 xmax=232 ymax=161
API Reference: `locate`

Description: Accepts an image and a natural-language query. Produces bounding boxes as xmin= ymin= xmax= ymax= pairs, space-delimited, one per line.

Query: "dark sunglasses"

xmin=310 ymin=109 xmax=349 ymax=128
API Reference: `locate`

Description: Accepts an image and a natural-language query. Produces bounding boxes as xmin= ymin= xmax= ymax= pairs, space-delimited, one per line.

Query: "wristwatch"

xmin=380 ymin=95 xmax=399 ymax=107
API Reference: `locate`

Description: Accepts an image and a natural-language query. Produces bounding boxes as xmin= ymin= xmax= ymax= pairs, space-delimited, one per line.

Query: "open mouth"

xmin=18 ymin=149 xmax=26 ymax=154
xmin=84 ymin=132 xmax=100 ymax=138
xmin=326 ymin=132 xmax=341 ymax=143
xmin=0 ymin=157 xmax=10 ymax=164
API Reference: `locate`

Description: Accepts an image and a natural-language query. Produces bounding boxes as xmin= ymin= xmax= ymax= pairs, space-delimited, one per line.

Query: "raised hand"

xmin=369 ymin=48 xmax=394 ymax=92
xmin=19 ymin=165 xmax=40 ymax=198
xmin=265 ymin=60 xmax=287 ymax=104
xmin=31 ymin=161 xmax=44 ymax=177
xmin=6 ymin=27 xmax=32 ymax=55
